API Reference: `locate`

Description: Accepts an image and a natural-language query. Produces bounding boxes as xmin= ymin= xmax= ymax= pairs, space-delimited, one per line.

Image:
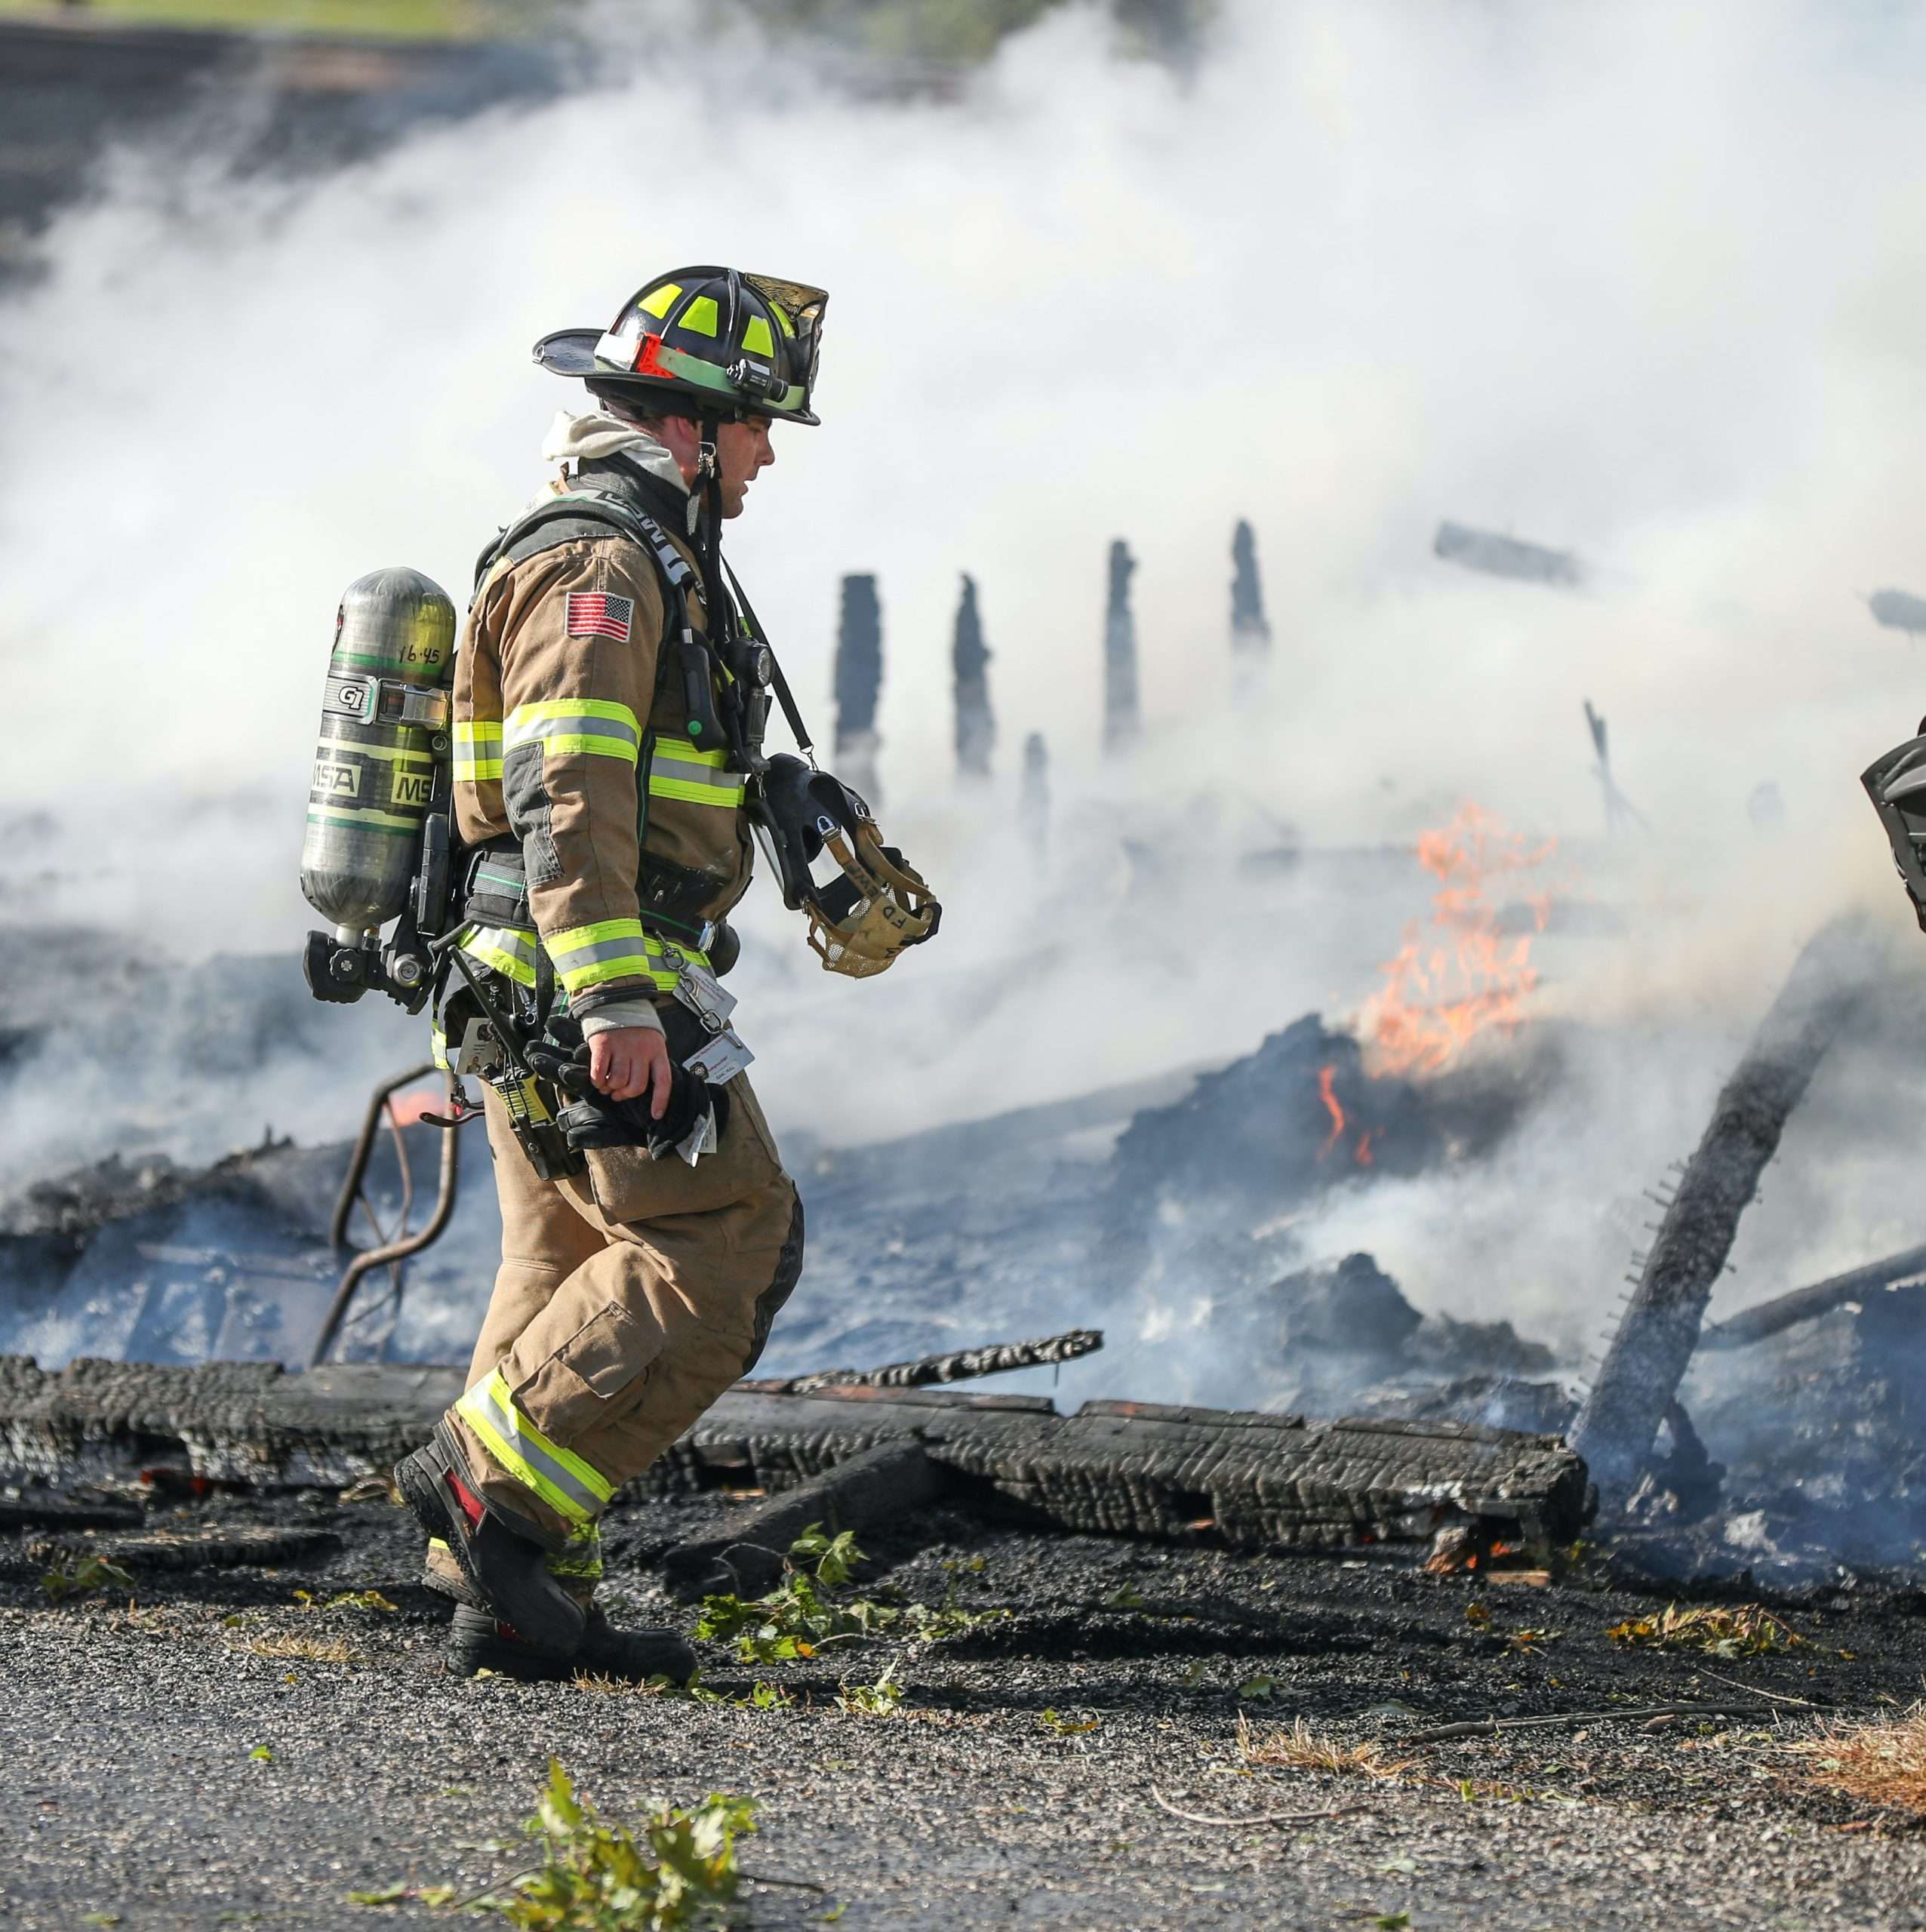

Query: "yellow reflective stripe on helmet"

xmin=504 ymin=700 xmax=640 ymax=764
xmin=456 ymin=1368 xmax=613 ymax=1527
xmin=454 ymin=718 xmax=503 ymax=783
xmin=458 ymin=923 xmax=538 ymax=987
xmin=679 ymin=294 xmax=720 ymax=336
xmin=640 ymin=281 xmax=681 ymax=319
xmin=742 ymin=315 xmax=775 ymax=358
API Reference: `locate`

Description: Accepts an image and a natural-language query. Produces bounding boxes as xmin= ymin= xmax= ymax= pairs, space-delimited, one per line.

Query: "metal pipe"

xmin=310 ymin=1074 xmax=465 ymax=1369
xmin=328 ymin=1062 xmax=436 ymax=1253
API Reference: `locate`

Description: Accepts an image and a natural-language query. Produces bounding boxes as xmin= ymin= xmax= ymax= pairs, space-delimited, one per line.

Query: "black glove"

xmin=525 ymin=1014 xmax=731 ymax=1158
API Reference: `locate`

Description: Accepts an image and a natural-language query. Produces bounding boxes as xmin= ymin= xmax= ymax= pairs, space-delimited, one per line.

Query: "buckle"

xmin=324 ymin=674 xmax=450 ymax=733
xmin=669 ymin=955 xmax=737 ymax=1034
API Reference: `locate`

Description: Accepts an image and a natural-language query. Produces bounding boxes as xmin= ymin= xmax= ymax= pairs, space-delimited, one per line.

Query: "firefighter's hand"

xmin=589 ymin=1026 xmax=672 ymax=1115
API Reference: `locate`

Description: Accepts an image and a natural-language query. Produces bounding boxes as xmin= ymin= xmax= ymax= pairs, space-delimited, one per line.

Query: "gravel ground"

xmin=5 ymin=1490 xmax=1926 ymax=1931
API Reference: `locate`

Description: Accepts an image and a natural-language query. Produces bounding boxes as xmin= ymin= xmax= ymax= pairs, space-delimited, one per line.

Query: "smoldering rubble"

xmin=8 ymin=897 xmax=1926 ymax=1593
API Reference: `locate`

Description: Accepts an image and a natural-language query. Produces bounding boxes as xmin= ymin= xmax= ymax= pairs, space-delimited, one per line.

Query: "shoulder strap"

xmin=721 ymin=555 xmax=815 ymax=761
xmin=469 ymin=491 xmax=697 ymax=606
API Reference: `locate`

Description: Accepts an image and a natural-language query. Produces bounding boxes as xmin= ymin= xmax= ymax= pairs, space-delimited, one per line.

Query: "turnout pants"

xmin=428 ymin=1075 xmax=802 ymax=1603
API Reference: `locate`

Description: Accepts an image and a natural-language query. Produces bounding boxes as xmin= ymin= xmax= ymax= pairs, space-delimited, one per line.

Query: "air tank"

xmin=300 ymin=568 xmax=455 ymax=939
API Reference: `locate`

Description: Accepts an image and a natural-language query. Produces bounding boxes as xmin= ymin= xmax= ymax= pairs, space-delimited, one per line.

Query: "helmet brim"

xmin=531 ymin=327 xmax=820 ymax=426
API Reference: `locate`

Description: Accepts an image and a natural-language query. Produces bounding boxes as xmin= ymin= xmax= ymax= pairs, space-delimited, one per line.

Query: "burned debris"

xmin=1570 ymin=917 xmax=1875 ymax=1505
xmin=1432 ymin=520 xmax=1585 ymax=589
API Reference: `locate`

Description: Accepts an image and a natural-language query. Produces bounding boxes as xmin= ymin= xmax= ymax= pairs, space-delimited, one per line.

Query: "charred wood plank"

xmin=0 ymin=1358 xmax=1588 ymax=1553
xmin=1570 ymin=917 xmax=1875 ymax=1504
xmin=760 ymin=1327 xmax=1103 ymax=1394
xmin=1697 ymin=1243 xmax=1926 ymax=1349
xmin=660 ymin=1439 xmax=940 ymax=1599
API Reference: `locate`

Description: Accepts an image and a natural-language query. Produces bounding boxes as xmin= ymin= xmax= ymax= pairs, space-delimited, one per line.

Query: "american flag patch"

xmin=565 ymin=592 xmax=634 ymax=641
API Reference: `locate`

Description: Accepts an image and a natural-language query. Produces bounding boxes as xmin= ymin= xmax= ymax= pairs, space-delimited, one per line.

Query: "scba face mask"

xmin=752 ymin=755 xmax=940 ymax=978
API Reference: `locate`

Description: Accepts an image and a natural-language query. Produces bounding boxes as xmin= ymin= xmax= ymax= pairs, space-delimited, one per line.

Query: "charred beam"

xmin=1699 ymin=1243 xmax=1926 ymax=1350
xmin=0 ymin=1358 xmax=1588 ymax=1553
xmin=767 ymin=1327 xmax=1103 ymax=1394
xmin=1569 ymin=918 xmax=1875 ymax=1503
xmin=1434 ymin=521 xmax=1583 ymax=589
xmin=660 ymin=1438 xmax=939 ymax=1599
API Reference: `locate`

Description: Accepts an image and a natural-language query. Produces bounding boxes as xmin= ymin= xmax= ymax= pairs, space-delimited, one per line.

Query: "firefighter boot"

xmin=442 ymin=1604 xmax=697 ymax=1685
xmin=395 ymin=1423 xmax=586 ymax=1654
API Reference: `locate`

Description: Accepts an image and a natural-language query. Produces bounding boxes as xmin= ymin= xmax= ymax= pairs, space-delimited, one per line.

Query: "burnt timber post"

xmin=1102 ymin=539 xmax=1140 ymax=757
xmin=1230 ymin=518 xmax=1270 ymax=661
xmin=1020 ymin=731 xmax=1050 ymax=853
xmin=952 ymin=572 xmax=995 ymax=782
xmin=1569 ymin=916 xmax=1874 ymax=1504
xmin=833 ymin=572 xmax=883 ymax=804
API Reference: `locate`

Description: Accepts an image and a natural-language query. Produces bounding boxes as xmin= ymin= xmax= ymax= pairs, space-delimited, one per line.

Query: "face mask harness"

xmin=753 ymin=755 xmax=941 ymax=977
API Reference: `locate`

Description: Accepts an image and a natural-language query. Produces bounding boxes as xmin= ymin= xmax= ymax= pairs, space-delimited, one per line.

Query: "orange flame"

xmin=386 ymin=1088 xmax=444 ymax=1129
xmin=1316 ymin=1063 xmax=1345 ymax=1158
xmin=1362 ymin=804 xmax=1555 ymax=1078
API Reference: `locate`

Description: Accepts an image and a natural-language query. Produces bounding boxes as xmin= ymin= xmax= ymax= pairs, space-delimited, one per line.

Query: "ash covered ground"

xmin=8 ymin=1489 xmax=1926 ymax=1931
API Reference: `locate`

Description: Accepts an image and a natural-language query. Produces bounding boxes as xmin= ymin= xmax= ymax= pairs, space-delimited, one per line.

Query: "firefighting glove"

xmin=525 ymin=1016 xmax=730 ymax=1158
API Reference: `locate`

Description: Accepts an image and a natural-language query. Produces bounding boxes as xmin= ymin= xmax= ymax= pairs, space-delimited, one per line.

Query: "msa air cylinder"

xmin=300 ymin=569 xmax=454 ymax=999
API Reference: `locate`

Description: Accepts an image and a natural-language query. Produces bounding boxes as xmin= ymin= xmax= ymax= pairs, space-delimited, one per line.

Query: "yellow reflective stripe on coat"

xmin=504 ymin=700 xmax=640 ymax=764
xmin=545 ymin=921 xmax=710 ymax=995
xmin=454 ymin=718 xmax=503 ymax=783
xmin=648 ymin=735 xmax=747 ymax=808
xmin=544 ymin=917 xmax=651 ymax=993
xmin=458 ymin=922 xmax=538 ymax=987
xmin=456 ymin=1368 xmax=613 ymax=1527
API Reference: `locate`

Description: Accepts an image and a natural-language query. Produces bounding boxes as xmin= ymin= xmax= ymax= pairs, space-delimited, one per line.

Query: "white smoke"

xmin=5 ymin=0 xmax=1926 ymax=1377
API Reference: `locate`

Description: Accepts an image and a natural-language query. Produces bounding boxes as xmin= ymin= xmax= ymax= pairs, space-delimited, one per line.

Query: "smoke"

xmin=6 ymin=0 xmax=1926 ymax=1394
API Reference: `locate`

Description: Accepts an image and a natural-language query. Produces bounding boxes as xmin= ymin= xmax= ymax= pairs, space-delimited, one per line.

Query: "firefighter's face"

xmin=714 ymin=417 xmax=775 ymax=518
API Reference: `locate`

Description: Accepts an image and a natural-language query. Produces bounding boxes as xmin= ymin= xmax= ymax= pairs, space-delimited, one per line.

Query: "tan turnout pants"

xmin=435 ymin=1075 xmax=802 ymax=1570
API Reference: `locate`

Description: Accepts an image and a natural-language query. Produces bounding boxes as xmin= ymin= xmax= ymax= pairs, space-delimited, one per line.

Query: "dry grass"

xmin=239 ymin=1632 xmax=360 ymax=1666
xmin=1605 ymin=1603 xmax=1804 ymax=1658
xmin=1236 ymin=1715 xmax=1417 ymax=1782
xmin=1788 ymin=1706 xmax=1926 ymax=1815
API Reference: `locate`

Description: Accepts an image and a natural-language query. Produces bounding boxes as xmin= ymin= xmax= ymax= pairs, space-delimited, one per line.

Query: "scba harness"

xmin=436 ymin=469 xmax=937 ymax=1179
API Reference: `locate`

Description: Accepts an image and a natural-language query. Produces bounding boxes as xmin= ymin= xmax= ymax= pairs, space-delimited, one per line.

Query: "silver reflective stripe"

xmin=650 ymin=754 xmax=747 ymax=796
xmin=504 ymin=712 xmax=640 ymax=755
xmin=548 ymin=931 xmax=648 ymax=974
xmin=460 ymin=1372 xmax=612 ymax=1521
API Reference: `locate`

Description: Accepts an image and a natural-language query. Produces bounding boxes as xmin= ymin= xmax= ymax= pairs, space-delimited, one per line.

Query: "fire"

xmin=386 ymin=1087 xmax=445 ymax=1129
xmin=1361 ymin=804 xmax=1555 ymax=1077
xmin=1316 ymin=1064 xmax=1345 ymax=1158
xmin=1315 ymin=1065 xmax=1378 ymax=1168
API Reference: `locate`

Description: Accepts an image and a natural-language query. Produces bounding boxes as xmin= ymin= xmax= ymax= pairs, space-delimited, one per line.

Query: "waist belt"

xmin=463 ymin=839 xmax=723 ymax=952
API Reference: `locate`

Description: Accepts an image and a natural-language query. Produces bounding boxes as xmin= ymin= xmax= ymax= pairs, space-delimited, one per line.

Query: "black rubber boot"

xmin=443 ymin=1604 xmax=698 ymax=1685
xmin=394 ymin=1423 xmax=586 ymax=1655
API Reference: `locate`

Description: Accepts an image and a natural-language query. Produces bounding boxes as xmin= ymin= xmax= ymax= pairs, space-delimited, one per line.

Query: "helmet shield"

xmin=534 ymin=265 xmax=827 ymax=426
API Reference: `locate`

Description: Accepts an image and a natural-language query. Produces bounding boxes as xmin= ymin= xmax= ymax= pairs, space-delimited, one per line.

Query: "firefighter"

xmin=394 ymin=269 xmax=825 ymax=1682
